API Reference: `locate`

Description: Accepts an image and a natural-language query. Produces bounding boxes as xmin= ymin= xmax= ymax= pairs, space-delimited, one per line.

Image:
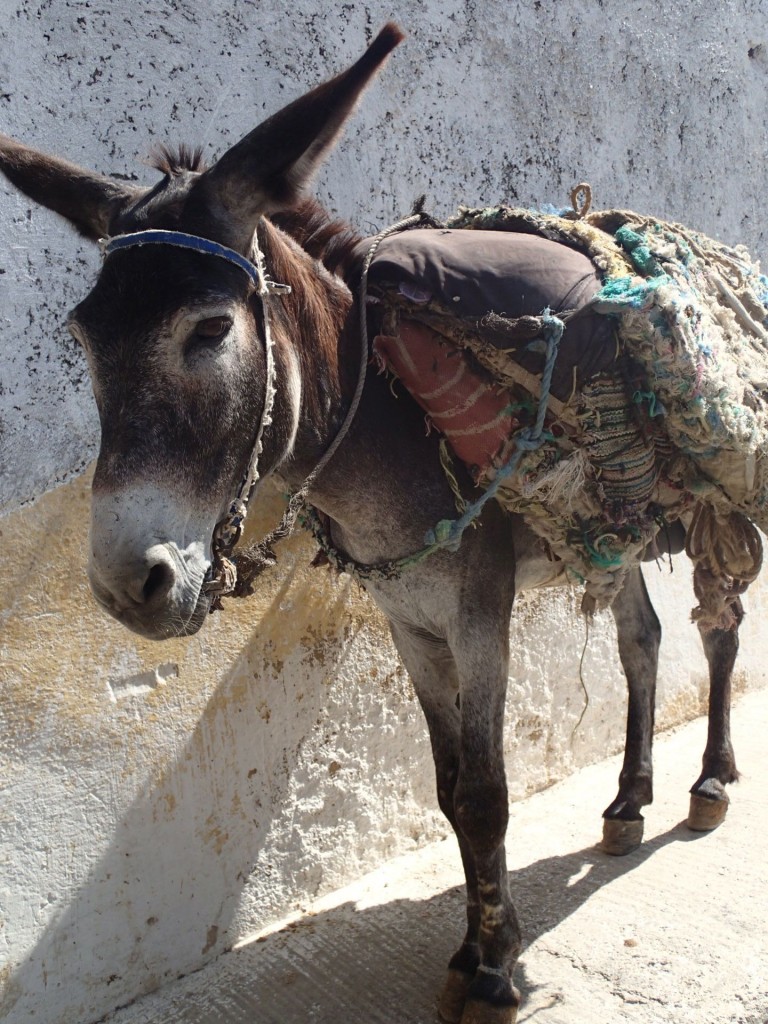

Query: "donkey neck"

xmin=259 ymin=207 xmax=469 ymax=569
xmin=258 ymin=215 xmax=362 ymax=481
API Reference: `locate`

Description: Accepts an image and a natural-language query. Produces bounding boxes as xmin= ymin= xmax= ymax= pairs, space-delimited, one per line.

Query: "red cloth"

xmin=374 ymin=319 xmax=515 ymax=478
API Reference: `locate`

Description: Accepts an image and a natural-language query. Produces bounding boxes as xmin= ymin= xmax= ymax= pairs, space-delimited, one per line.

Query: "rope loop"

xmin=569 ymin=182 xmax=592 ymax=219
xmin=206 ymin=203 xmax=439 ymax=604
xmin=199 ymin=205 xmax=566 ymax=596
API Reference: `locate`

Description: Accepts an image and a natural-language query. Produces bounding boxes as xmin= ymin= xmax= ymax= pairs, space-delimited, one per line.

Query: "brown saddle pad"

xmin=367 ymin=228 xmax=619 ymax=399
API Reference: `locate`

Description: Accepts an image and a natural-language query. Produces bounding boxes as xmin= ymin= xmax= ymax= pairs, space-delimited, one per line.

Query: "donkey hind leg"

xmin=602 ymin=567 xmax=660 ymax=855
xmin=688 ymin=597 xmax=743 ymax=831
xmin=389 ymin=622 xmax=520 ymax=1024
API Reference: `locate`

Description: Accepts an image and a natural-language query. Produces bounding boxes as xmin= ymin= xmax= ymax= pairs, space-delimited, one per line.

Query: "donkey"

xmin=0 ymin=24 xmax=746 ymax=1023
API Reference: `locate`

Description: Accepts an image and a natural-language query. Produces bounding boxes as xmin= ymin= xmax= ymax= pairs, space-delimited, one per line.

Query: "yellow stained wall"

xmin=3 ymin=469 xmax=767 ymax=1024
xmin=0 ymin=470 xmax=442 ymax=1024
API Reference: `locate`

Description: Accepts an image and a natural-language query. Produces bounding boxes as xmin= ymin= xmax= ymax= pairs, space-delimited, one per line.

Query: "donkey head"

xmin=0 ymin=24 xmax=403 ymax=639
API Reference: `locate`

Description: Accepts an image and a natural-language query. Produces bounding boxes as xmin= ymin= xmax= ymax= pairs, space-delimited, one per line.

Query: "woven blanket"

xmin=369 ymin=198 xmax=767 ymax=625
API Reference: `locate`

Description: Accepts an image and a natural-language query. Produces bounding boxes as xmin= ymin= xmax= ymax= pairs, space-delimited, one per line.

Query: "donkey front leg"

xmin=388 ymin=622 xmax=483 ymax=1023
xmin=602 ymin=567 xmax=660 ymax=855
xmin=450 ymin=625 xmax=521 ymax=1024
xmin=688 ymin=598 xmax=743 ymax=831
xmin=390 ymin=614 xmax=521 ymax=1024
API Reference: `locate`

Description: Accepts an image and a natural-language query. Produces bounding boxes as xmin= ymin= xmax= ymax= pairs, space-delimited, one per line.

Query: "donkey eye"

xmin=193 ymin=316 xmax=232 ymax=343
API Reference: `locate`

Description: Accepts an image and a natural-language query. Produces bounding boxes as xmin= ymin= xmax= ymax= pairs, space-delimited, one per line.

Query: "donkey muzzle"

xmin=89 ymin=485 xmax=214 ymax=639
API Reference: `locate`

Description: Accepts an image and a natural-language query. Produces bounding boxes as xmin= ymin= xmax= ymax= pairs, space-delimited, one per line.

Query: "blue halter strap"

xmin=101 ymin=229 xmax=273 ymax=292
xmin=100 ymin=227 xmax=293 ymax=603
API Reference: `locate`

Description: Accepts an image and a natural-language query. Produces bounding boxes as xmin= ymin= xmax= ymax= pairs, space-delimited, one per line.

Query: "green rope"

xmin=306 ymin=310 xmax=566 ymax=580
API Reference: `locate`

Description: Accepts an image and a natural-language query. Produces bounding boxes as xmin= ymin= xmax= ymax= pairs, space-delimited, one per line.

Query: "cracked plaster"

xmin=1 ymin=3 xmax=768 ymax=1023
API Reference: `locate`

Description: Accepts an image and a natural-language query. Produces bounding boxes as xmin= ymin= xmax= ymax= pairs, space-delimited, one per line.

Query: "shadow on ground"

xmin=121 ymin=819 xmax=712 ymax=1024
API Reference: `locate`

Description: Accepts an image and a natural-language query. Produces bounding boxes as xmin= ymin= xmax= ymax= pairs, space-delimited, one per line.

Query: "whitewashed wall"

xmin=1 ymin=3 xmax=767 ymax=1023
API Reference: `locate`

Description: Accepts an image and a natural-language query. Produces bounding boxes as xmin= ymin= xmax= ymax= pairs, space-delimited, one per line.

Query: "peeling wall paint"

xmin=1 ymin=0 xmax=767 ymax=511
xmin=2 ymin=472 xmax=767 ymax=1024
xmin=1 ymin=3 xmax=768 ymax=1024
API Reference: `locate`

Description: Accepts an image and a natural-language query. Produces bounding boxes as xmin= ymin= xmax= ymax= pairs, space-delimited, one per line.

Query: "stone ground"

xmin=103 ymin=689 xmax=768 ymax=1024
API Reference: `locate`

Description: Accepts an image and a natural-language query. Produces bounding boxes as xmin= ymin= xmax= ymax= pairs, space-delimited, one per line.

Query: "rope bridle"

xmin=101 ymin=208 xmax=562 ymax=607
xmin=100 ymin=220 xmax=430 ymax=608
xmin=101 ymin=228 xmax=289 ymax=606
xmin=196 ymin=206 xmax=435 ymax=604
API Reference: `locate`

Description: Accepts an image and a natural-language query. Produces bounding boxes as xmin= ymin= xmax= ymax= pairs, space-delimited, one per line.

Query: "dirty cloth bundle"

xmin=368 ymin=201 xmax=767 ymax=625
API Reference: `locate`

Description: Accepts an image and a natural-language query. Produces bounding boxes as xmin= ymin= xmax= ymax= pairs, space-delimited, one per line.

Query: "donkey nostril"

xmin=142 ymin=561 xmax=174 ymax=604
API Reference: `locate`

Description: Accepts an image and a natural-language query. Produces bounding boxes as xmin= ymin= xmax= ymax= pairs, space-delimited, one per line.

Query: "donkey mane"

xmin=258 ymin=198 xmax=368 ymax=427
xmin=148 ymin=143 xmax=206 ymax=177
xmin=270 ymin=198 xmax=364 ymax=278
xmin=258 ymin=213 xmax=360 ymax=428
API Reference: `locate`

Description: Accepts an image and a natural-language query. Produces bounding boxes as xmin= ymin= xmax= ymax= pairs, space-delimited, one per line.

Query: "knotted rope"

xmin=303 ymin=310 xmax=565 ymax=579
xmin=685 ymin=503 xmax=763 ymax=630
xmin=214 ymin=201 xmax=440 ymax=599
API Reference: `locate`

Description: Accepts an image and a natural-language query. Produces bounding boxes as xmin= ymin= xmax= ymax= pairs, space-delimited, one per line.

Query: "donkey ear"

xmin=0 ymin=133 xmax=141 ymax=241
xmin=190 ymin=23 xmax=405 ymax=252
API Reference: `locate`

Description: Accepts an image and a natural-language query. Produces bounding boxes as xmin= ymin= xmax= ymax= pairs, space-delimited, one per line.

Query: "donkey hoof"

xmin=438 ymin=969 xmax=474 ymax=1023
xmin=687 ymin=792 xmax=729 ymax=831
xmin=460 ymin=995 xmax=520 ymax=1024
xmin=600 ymin=816 xmax=644 ymax=855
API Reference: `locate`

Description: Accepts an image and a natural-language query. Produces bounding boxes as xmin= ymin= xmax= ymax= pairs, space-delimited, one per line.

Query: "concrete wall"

xmin=1 ymin=2 xmax=767 ymax=1023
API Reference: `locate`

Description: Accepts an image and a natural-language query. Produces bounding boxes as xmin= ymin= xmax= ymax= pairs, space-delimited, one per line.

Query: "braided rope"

xmin=140 ymin=205 xmax=566 ymax=599
xmin=220 ymin=204 xmax=437 ymax=598
xmin=304 ymin=312 xmax=564 ymax=581
xmin=201 ymin=233 xmax=283 ymax=607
